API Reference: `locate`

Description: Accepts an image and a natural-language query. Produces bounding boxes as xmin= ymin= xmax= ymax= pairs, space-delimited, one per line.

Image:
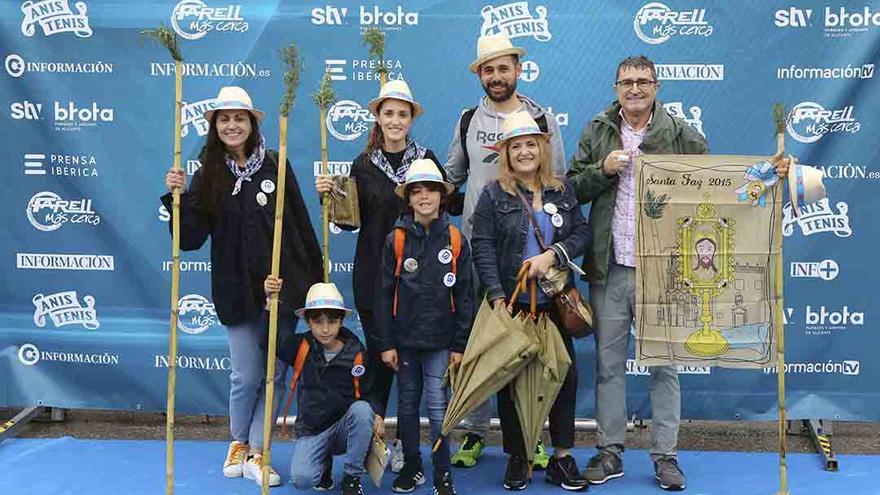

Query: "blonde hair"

xmin=497 ymin=135 xmax=563 ymax=196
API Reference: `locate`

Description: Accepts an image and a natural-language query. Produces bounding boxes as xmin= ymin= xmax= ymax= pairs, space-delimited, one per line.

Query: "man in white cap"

xmin=443 ymin=32 xmax=565 ymax=471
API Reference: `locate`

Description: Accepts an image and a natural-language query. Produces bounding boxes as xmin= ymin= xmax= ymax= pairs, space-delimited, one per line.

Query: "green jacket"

xmin=567 ymin=99 xmax=708 ymax=285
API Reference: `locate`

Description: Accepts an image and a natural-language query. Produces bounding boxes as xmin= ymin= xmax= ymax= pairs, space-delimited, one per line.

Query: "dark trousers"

xmin=359 ymin=309 xmax=395 ymax=418
xmin=497 ymin=304 xmax=578 ymax=456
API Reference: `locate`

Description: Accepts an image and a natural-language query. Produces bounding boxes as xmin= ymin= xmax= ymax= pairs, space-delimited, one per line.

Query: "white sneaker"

xmin=243 ymin=454 xmax=282 ymax=487
xmin=223 ymin=441 xmax=248 ymax=478
xmin=390 ymin=439 xmax=405 ymax=473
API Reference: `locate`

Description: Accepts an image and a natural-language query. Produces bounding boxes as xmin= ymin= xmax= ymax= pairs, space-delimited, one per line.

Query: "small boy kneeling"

xmin=268 ymin=280 xmax=382 ymax=495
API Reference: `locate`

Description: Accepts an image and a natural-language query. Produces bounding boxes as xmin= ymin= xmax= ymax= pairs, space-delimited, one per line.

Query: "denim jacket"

xmin=471 ymin=178 xmax=591 ymax=302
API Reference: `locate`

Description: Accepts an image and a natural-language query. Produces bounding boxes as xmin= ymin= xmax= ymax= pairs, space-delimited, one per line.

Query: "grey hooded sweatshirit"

xmin=442 ymin=94 xmax=567 ymax=239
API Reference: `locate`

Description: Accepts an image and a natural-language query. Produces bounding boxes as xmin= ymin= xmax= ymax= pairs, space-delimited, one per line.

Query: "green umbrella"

xmin=513 ymin=305 xmax=572 ymax=474
xmin=435 ymin=267 xmax=540 ymax=452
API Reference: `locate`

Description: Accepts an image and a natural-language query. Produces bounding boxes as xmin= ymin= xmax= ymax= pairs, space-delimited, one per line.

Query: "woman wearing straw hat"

xmin=162 ymin=86 xmax=322 ymax=487
xmin=315 ymin=79 xmax=443 ymax=468
xmin=471 ymin=112 xmax=591 ymax=491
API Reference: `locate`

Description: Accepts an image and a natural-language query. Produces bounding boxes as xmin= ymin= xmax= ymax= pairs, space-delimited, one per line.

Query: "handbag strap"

xmin=514 ymin=187 xmax=549 ymax=251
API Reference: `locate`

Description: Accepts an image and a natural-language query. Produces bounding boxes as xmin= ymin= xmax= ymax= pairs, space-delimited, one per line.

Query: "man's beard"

xmin=695 ymin=255 xmax=717 ymax=272
xmin=483 ymin=79 xmax=516 ymax=102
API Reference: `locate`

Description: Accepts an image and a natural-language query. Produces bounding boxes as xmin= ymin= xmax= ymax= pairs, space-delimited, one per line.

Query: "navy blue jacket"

xmin=160 ymin=151 xmax=322 ymax=325
xmin=471 ymin=179 xmax=591 ymax=302
xmin=377 ymin=213 xmax=474 ymax=353
xmin=277 ymin=326 xmax=381 ymax=436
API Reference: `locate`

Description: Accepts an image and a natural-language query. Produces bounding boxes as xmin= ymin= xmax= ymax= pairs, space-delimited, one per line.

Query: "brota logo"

xmin=633 ymin=2 xmax=713 ymax=45
xmin=33 ymin=290 xmax=99 ymax=330
xmin=782 ymin=199 xmax=852 ymax=238
xmin=787 ymin=102 xmax=860 ymax=143
xmin=663 ymin=101 xmax=704 ymax=137
xmin=27 ymin=191 xmax=100 ymax=232
xmin=774 ymin=7 xmax=813 ymax=27
xmin=177 ymin=294 xmax=217 ymax=335
xmin=181 ymin=98 xmax=216 ymax=138
xmin=20 ymin=0 xmax=93 ymax=38
xmin=785 ymin=305 xmax=865 ymax=334
xmin=360 ymin=5 xmax=418 ymax=29
xmin=170 ymin=0 xmax=248 ymax=40
xmin=825 ymin=6 xmax=880 ymax=37
xmin=790 ymin=259 xmax=839 ymax=281
xmin=326 ymin=100 xmax=375 ymax=141
xmin=480 ymin=2 xmax=551 ymax=41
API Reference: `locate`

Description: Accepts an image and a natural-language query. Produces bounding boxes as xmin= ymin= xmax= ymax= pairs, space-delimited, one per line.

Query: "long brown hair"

xmin=196 ymin=110 xmax=261 ymax=220
xmin=497 ymin=135 xmax=562 ymax=196
xmin=364 ymin=99 xmax=414 ymax=155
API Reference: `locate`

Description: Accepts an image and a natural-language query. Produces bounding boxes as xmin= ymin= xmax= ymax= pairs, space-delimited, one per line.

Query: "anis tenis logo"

xmin=21 ymin=0 xmax=92 ymax=38
xmin=480 ymin=2 xmax=551 ymax=41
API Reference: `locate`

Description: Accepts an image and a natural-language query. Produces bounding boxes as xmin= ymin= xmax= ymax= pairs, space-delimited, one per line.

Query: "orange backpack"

xmin=392 ymin=224 xmax=462 ymax=318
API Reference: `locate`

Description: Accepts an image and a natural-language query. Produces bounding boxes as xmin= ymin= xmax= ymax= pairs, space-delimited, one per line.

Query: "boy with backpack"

xmin=376 ymin=159 xmax=475 ymax=495
xmin=266 ymin=280 xmax=382 ymax=495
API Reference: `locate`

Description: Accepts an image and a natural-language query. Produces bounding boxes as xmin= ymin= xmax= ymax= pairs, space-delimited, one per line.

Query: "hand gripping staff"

xmin=141 ymin=24 xmax=183 ymax=495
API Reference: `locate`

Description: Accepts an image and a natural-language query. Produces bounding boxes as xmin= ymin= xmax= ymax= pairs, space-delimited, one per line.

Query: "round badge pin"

xmin=261 ymin=179 xmax=275 ymax=194
xmin=256 ymin=192 xmax=268 ymax=207
xmin=351 ymin=364 xmax=365 ymax=377
xmin=543 ymin=203 xmax=558 ymax=215
xmin=443 ymin=272 xmax=456 ymax=287
xmin=438 ymin=249 xmax=453 ymax=264
xmin=404 ymin=258 xmax=419 ymax=273
xmin=551 ymin=213 xmax=563 ymax=227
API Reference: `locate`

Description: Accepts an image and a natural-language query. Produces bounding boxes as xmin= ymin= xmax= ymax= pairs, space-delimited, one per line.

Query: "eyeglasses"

xmin=615 ymin=79 xmax=657 ymax=90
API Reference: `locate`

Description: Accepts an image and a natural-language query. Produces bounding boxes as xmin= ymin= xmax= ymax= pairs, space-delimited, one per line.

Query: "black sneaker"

xmin=341 ymin=474 xmax=365 ymax=495
xmin=392 ymin=463 xmax=426 ymax=493
xmin=546 ymin=455 xmax=589 ymax=491
xmin=653 ymin=456 xmax=685 ymax=491
xmin=583 ymin=449 xmax=623 ymax=485
xmin=503 ymin=454 xmax=529 ymax=491
xmin=433 ymin=470 xmax=457 ymax=495
xmin=314 ymin=457 xmax=334 ymax=491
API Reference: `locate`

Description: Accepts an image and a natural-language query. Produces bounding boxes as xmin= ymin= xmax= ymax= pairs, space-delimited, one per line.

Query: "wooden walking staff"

xmin=772 ymin=103 xmax=790 ymax=495
xmin=141 ymin=25 xmax=183 ymax=495
xmin=312 ymin=72 xmax=337 ymax=281
xmin=260 ymin=43 xmax=302 ymax=494
xmin=363 ymin=28 xmax=388 ymax=88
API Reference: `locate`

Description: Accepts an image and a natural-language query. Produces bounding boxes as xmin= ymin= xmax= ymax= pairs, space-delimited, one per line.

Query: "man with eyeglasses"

xmin=566 ymin=55 xmax=707 ymax=492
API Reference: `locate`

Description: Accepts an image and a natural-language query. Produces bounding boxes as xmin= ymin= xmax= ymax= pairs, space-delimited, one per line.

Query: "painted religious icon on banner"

xmin=635 ymin=155 xmax=781 ymax=368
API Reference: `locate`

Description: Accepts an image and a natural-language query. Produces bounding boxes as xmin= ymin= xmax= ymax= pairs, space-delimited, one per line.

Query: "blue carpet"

xmin=1 ymin=437 xmax=877 ymax=494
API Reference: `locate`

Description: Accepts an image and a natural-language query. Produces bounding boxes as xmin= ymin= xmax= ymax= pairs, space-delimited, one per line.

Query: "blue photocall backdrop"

xmin=1 ymin=0 xmax=878 ymax=421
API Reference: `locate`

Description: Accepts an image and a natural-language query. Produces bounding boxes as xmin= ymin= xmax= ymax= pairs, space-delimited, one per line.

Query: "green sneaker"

xmin=532 ymin=439 xmax=550 ymax=471
xmin=451 ymin=433 xmax=485 ymax=468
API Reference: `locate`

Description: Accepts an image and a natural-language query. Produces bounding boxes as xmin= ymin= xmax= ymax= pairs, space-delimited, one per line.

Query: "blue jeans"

xmin=289 ymin=400 xmax=375 ymax=488
xmin=397 ymin=347 xmax=451 ymax=474
xmin=226 ymin=315 xmax=289 ymax=450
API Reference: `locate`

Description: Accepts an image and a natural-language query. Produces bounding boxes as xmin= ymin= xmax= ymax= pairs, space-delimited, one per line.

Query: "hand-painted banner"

xmin=636 ymin=155 xmax=781 ymax=368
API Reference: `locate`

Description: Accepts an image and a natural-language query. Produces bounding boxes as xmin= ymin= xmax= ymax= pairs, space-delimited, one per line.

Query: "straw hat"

xmin=295 ymin=283 xmax=352 ymax=318
xmin=367 ymin=79 xmax=423 ymax=118
xmin=787 ymin=158 xmax=826 ymax=217
xmin=394 ymin=159 xmax=454 ymax=198
xmin=204 ymin=86 xmax=264 ymax=122
xmin=495 ymin=111 xmax=551 ymax=147
xmin=469 ymin=33 xmax=527 ymax=73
